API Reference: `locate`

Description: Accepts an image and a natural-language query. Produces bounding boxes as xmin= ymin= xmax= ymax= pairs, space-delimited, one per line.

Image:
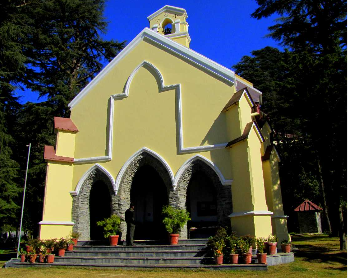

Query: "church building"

xmin=39 ymin=5 xmax=289 ymax=243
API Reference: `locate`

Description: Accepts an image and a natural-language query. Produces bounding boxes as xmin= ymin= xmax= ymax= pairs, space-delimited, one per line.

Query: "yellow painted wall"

xmin=231 ymin=216 xmax=255 ymax=236
xmin=40 ymin=225 xmax=72 ymax=240
xmin=70 ymin=39 xmax=235 ymax=188
xmin=239 ymin=94 xmax=253 ymax=131
xmin=247 ymin=129 xmax=268 ymax=212
xmin=225 ymin=105 xmax=241 ymax=140
xmin=42 ymin=163 xmax=74 ymax=222
xmin=254 ymin=215 xmax=273 ymax=237
xmin=171 ymin=36 xmax=190 ymax=48
xmin=262 ymin=160 xmax=274 ymax=211
xmin=55 ymin=131 xmax=76 ymax=157
xmin=229 ymin=141 xmax=254 ymax=212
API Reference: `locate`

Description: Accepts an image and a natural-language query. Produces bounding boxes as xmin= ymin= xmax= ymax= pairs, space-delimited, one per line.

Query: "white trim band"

xmin=229 ymin=210 xmax=273 ymax=218
xmin=39 ymin=221 xmax=74 ymax=226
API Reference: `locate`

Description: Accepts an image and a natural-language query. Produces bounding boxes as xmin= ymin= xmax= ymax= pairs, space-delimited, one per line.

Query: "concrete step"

xmin=9 ymin=259 xmax=268 ymax=271
xmin=66 ymin=249 xmax=206 ymax=258
xmin=73 ymin=244 xmax=206 ymax=252
xmin=77 ymin=238 xmax=208 ymax=246
xmin=53 ymin=256 xmax=209 ymax=265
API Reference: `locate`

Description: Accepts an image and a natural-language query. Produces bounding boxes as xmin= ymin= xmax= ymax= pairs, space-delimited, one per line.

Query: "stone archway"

xmin=72 ymin=168 xmax=116 ymax=241
xmin=175 ymin=159 xmax=232 ymax=239
xmin=115 ymin=151 xmax=174 ymax=241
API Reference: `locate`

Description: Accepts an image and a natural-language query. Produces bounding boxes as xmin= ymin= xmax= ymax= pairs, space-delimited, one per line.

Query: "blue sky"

xmin=18 ymin=0 xmax=281 ymax=103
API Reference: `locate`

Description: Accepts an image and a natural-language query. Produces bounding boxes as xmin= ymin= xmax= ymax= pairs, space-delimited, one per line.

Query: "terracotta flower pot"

xmin=28 ymin=254 xmax=36 ymax=263
xmin=242 ymin=253 xmax=252 ymax=264
xmin=72 ymin=238 xmax=78 ymax=245
xmin=67 ymin=244 xmax=74 ymax=251
xmin=20 ymin=254 xmax=26 ymax=262
xmin=281 ymin=244 xmax=291 ymax=253
xmin=268 ymin=242 xmax=277 ymax=255
xmin=257 ymin=253 xmax=267 ymax=264
xmin=169 ymin=234 xmax=180 ymax=245
xmin=39 ymin=254 xmax=45 ymax=263
xmin=215 ymin=254 xmax=223 ymax=265
xmin=58 ymin=248 xmax=65 ymax=257
xmin=230 ymin=253 xmax=239 ymax=264
xmin=109 ymin=235 xmax=119 ymax=246
xmin=47 ymin=254 xmax=55 ymax=263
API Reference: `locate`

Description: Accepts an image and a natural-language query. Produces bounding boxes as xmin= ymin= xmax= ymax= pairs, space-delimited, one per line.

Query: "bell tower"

xmin=147 ymin=5 xmax=191 ymax=48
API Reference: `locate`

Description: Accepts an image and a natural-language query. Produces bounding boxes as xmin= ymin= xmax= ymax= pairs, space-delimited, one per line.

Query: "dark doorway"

xmin=130 ymin=165 xmax=168 ymax=240
xmin=186 ymin=170 xmax=218 ymax=238
xmin=90 ymin=180 xmax=112 ymax=240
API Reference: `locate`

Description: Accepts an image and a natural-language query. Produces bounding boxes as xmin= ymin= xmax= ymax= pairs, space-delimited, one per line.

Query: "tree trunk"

xmin=339 ymin=204 xmax=347 ymax=250
xmin=317 ymin=159 xmax=332 ymax=234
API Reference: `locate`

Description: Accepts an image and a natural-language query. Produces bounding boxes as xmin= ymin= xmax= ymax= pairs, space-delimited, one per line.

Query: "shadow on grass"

xmin=292 ymin=234 xmax=347 ymax=271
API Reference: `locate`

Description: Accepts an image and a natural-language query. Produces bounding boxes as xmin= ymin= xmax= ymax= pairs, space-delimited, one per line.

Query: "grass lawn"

xmin=0 ymin=234 xmax=346 ymax=278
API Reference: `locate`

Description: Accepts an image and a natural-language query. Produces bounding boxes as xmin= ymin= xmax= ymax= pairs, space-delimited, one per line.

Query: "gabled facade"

xmin=39 ymin=5 xmax=289 ymax=243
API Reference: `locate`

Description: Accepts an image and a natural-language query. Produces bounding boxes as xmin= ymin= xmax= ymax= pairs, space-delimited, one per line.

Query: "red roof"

xmin=44 ymin=145 xmax=74 ymax=163
xmin=54 ymin=117 xmax=78 ymax=133
xmin=294 ymin=200 xmax=323 ymax=212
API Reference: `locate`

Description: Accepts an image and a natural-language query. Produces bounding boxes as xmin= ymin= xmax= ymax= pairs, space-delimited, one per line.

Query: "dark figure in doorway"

xmin=125 ymin=203 xmax=135 ymax=246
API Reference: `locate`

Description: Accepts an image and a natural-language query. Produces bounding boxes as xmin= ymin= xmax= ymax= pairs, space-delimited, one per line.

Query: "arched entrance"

xmin=176 ymin=158 xmax=232 ymax=238
xmin=90 ymin=180 xmax=112 ymax=240
xmin=115 ymin=150 xmax=174 ymax=241
xmin=131 ymin=165 xmax=168 ymax=239
xmin=186 ymin=170 xmax=218 ymax=229
xmin=72 ymin=166 xmax=116 ymax=241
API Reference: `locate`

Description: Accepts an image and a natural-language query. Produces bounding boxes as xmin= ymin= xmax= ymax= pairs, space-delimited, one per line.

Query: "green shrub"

xmin=162 ymin=206 xmax=191 ymax=234
xmin=97 ymin=214 xmax=122 ymax=238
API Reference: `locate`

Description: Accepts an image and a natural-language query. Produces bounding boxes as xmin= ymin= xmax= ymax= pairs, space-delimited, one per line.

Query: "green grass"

xmin=0 ymin=234 xmax=346 ymax=278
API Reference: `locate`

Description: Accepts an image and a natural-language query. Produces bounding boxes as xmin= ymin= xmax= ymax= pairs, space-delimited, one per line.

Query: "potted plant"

xmin=162 ymin=205 xmax=191 ymax=245
xmin=281 ymin=239 xmax=291 ymax=253
xmin=67 ymin=238 xmax=75 ymax=251
xmin=97 ymin=214 xmax=122 ymax=246
xmin=44 ymin=238 xmax=56 ymax=254
xmin=227 ymin=236 xmax=239 ymax=264
xmin=19 ymin=248 xmax=27 ymax=262
xmin=267 ymin=235 xmax=278 ymax=255
xmin=38 ymin=249 xmax=47 ymax=263
xmin=70 ymin=231 xmax=80 ymax=246
xmin=47 ymin=253 xmax=55 ymax=263
xmin=27 ymin=250 xmax=37 ymax=263
xmin=256 ymin=237 xmax=267 ymax=264
xmin=238 ymin=238 xmax=252 ymax=264
xmin=55 ymin=238 xmax=68 ymax=256
xmin=240 ymin=235 xmax=255 ymax=254
xmin=213 ymin=242 xmax=224 ymax=265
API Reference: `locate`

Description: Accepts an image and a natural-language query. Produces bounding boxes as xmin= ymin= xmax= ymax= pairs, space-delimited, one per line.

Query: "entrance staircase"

xmin=5 ymin=238 xmax=293 ymax=270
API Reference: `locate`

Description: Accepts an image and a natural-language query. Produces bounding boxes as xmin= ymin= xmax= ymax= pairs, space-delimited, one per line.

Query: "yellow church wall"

xmin=247 ymin=129 xmax=268 ymax=212
xmin=239 ymin=94 xmax=253 ymax=133
xmin=225 ymin=105 xmax=242 ymax=140
xmin=70 ymin=39 xmax=236 ymax=188
xmin=229 ymin=141 xmax=254 ymax=212
xmin=42 ymin=163 xmax=74 ymax=222
xmin=231 ymin=216 xmax=255 ymax=236
xmin=262 ymin=160 xmax=274 ymax=211
xmin=231 ymin=215 xmax=272 ymax=238
xmin=40 ymin=225 xmax=72 ymax=240
xmin=170 ymin=36 xmax=190 ymax=48
xmin=55 ymin=131 xmax=76 ymax=158
xmin=254 ymin=215 xmax=273 ymax=237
